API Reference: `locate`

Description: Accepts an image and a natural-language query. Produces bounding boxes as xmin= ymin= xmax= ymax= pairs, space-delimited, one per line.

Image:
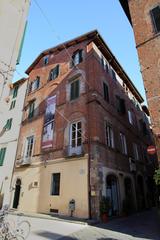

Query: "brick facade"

xmin=12 ymin=31 xmax=156 ymax=219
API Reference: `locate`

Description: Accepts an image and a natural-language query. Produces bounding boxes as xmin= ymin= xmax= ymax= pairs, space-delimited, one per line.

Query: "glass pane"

xmin=77 ymin=137 xmax=82 ymax=146
xmin=72 ymin=139 xmax=76 ymax=147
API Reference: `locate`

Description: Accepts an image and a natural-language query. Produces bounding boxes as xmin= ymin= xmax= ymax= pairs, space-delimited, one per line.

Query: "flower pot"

xmin=101 ymin=213 xmax=108 ymax=223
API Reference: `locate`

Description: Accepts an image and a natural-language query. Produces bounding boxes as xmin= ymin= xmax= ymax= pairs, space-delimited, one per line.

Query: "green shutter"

xmin=13 ymin=86 xmax=19 ymax=98
xmin=17 ymin=21 xmax=28 ymax=64
xmin=0 ymin=148 xmax=6 ymax=166
xmin=28 ymin=102 xmax=35 ymax=119
xmin=10 ymin=100 xmax=16 ymax=110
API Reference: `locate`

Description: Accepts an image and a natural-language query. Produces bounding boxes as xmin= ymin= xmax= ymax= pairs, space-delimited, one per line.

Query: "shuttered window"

xmin=70 ymin=49 xmax=83 ymax=68
xmin=4 ymin=119 xmax=12 ymax=130
xmin=49 ymin=65 xmax=59 ymax=81
xmin=10 ymin=100 xmax=16 ymax=110
xmin=28 ymin=102 xmax=35 ymax=119
xmin=0 ymin=148 xmax=6 ymax=166
xmin=13 ymin=86 xmax=19 ymax=98
xmin=70 ymin=80 xmax=80 ymax=100
xmin=151 ymin=6 xmax=160 ymax=33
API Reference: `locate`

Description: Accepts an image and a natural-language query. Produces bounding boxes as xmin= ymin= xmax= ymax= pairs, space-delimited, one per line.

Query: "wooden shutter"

xmin=13 ymin=86 xmax=19 ymax=98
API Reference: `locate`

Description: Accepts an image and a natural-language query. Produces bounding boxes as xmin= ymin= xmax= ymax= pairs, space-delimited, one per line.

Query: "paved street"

xmin=9 ymin=209 xmax=160 ymax=240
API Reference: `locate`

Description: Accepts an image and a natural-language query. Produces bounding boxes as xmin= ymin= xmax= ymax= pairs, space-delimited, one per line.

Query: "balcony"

xmin=16 ymin=157 xmax=31 ymax=167
xmin=64 ymin=145 xmax=84 ymax=157
xmin=129 ymin=157 xmax=136 ymax=172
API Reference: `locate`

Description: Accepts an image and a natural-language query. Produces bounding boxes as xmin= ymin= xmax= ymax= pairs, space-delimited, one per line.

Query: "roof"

xmin=25 ymin=30 xmax=143 ymax=103
xmin=13 ymin=77 xmax=27 ymax=86
xmin=119 ymin=0 xmax=132 ymax=25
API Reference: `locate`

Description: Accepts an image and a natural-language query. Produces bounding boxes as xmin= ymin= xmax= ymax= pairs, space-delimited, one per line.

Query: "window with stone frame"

xmin=49 ymin=65 xmax=59 ymax=81
xmin=150 ymin=6 xmax=160 ymax=33
xmin=105 ymin=123 xmax=114 ymax=148
xmin=120 ymin=132 xmax=127 ymax=155
xmin=70 ymin=79 xmax=80 ymax=101
xmin=51 ymin=173 xmax=60 ymax=195
xmin=70 ymin=49 xmax=83 ymax=67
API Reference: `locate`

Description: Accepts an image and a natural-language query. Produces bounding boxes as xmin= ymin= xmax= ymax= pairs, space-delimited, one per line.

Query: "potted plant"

xmin=100 ymin=196 xmax=110 ymax=222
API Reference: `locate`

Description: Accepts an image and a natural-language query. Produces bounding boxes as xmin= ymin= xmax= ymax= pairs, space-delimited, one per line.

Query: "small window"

xmin=133 ymin=143 xmax=139 ymax=160
xmin=103 ymin=82 xmax=109 ymax=102
xmin=44 ymin=56 xmax=49 ymax=65
xmin=49 ymin=65 xmax=59 ymax=81
xmin=28 ymin=101 xmax=35 ymax=119
xmin=0 ymin=148 xmax=6 ymax=166
xmin=111 ymin=69 xmax=116 ymax=81
xmin=106 ymin=123 xmax=114 ymax=148
xmin=70 ymin=49 xmax=83 ymax=67
xmin=116 ymin=96 xmax=126 ymax=114
xmin=30 ymin=77 xmax=40 ymax=92
xmin=4 ymin=118 xmax=12 ymax=130
xmin=10 ymin=100 xmax=16 ymax=110
xmin=51 ymin=173 xmax=60 ymax=195
xmin=24 ymin=136 xmax=34 ymax=158
xmin=150 ymin=6 xmax=160 ymax=33
xmin=120 ymin=132 xmax=127 ymax=155
xmin=13 ymin=85 xmax=19 ymax=98
xmin=101 ymin=56 xmax=108 ymax=73
xmin=70 ymin=79 xmax=80 ymax=101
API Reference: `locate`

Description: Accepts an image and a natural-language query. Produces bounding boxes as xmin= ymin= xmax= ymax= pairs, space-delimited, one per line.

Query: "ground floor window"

xmin=51 ymin=173 xmax=60 ymax=196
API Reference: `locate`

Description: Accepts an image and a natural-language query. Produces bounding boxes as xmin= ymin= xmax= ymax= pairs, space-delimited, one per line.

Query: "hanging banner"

xmin=42 ymin=95 xmax=56 ymax=149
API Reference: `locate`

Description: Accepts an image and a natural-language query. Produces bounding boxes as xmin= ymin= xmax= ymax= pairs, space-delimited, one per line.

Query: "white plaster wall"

xmin=0 ymin=80 xmax=28 ymax=206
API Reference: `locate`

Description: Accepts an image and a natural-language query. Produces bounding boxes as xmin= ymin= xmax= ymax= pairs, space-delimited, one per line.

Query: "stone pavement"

xmin=8 ymin=208 xmax=160 ymax=240
xmin=61 ymin=208 xmax=160 ymax=240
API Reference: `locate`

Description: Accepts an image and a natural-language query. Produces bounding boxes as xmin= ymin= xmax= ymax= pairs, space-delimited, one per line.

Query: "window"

xmin=120 ymin=132 xmax=127 ymax=154
xmin=51 ymin=173 xmax=60 ymax=195
xmin=106 ymin=124 xmax=114 ymax=148
xmin=133 ymin=143 xmax=139 ymax=160
xmin=103 ymin=82 xmax=109 ymax=102
xmin=116 ymin=96 xmax=126 ymax=114
xmin=70 ymin=49 xmax=83 ymax=67
xmin=111 ymin=69 xmax=116 ymax=81
xmin=10 ymin=100 xmax=16 ymax=110
xmin=4 ymin=118 xmax=12 ymax=130
xmin=101 ymin=56 xmax=108 ymax=72
xmin=13 ymin=85 xmax=19 ymax=98
xmin=49 ymin=65 xmax=59 ymax=81
xmin=28 ymin=101 xmax=35 ymax=119
xmin=70 ymin=79 xmax=80 ymax=100
xmin=24 ymin=136 xmax=34 ymax=158
xmin=44 ymin=56 xmax=49 ymax=65
xmin=29 ymin=77 xmax=40 ymax=93
xmin=70 ymin=121 xmax=82 ymax=148
xmin=150 ymin=6 xmax=160 ymax=33
xmin=0 ymin=148 xmax=6 ymax=166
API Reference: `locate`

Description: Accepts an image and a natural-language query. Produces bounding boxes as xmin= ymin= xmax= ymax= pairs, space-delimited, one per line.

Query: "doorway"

xmin=106 ymin=175 xmax=119 ymax=216
xmin=13 ymin=179 xmax=21 ymax=209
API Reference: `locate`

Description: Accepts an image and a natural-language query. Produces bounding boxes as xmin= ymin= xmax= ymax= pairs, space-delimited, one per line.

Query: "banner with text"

xmin=42 ymin=95 xmax=56 ymax=149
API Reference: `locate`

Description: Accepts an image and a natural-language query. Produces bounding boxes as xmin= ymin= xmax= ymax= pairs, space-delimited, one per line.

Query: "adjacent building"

xmin=119 ymin=0 xmax=160 ymax=163
xmin=0 ymin=78 xmax=28 ymax=207
xmin=11 ymin=30 xmax=156 ymax=219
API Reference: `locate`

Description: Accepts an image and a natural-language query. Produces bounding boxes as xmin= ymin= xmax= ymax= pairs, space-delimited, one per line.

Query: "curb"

xmin=9 ymin=211 xmax=90 ymax=226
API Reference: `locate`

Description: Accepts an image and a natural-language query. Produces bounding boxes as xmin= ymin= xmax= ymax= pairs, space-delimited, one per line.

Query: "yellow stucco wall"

xmin=11 ymin=156 xmax=89 ymax=219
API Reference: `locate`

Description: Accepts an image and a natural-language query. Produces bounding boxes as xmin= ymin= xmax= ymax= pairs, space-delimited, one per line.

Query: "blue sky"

xmin=14 ymin=0 xmax=146 ymax=101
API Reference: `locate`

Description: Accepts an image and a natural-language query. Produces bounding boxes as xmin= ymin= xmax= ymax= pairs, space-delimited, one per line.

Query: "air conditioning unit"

xmin=32 ymin=181 xmax=38 ymax=188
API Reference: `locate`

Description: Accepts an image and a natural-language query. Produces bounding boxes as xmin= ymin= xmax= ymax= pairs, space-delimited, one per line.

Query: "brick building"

xmin=119 ymin=0 xmax=160 ymax=163
xmin=11 ymin=30 xmax=156 ymax=219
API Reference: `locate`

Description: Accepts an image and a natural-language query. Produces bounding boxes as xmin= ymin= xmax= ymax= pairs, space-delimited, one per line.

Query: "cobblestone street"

xmin=9 ymin=208 xmax=160 ymax=240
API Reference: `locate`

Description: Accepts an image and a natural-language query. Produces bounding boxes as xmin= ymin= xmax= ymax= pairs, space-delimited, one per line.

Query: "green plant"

xmin=100 ymin=196 xmax=111 ymax=215
xmin=154 ymin=168 xmax=160 ymax=185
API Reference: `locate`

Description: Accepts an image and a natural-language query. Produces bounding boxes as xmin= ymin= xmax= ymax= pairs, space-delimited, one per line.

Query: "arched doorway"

xmin=124 ymin=177 xmax=135 ymax=214
xmin=106 ymin=175 xmax=119 ymax=216
xmin=13 ymin=179 xmax=21 ymax=209
xmin=137 ymin=175 xmax=145 ymax=210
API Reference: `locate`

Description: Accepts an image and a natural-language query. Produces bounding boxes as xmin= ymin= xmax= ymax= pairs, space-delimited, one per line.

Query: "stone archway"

xmin=106 ymin=174 xmax=119 ymax=216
